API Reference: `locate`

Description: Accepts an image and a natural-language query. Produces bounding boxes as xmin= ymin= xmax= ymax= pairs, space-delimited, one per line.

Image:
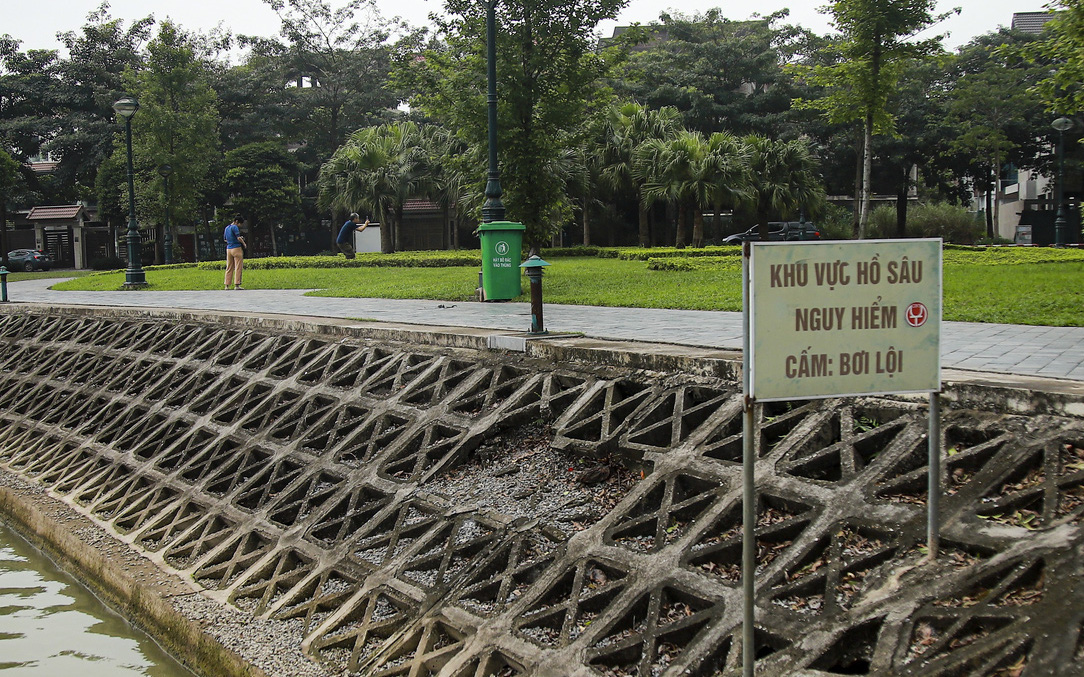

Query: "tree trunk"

xmin=692 ymin=207 xmax=704 ymax=248
xmin=394 ymin=206 xmax=404 ymax=252
xmin=269 ymin=222 xmax=279 ymax=257
xmin=852 ymin=128 xmax=863 ymax=237
xmin=858 ymin=113 xmax=874 ymax=239
xmin=985 ymin=183 xmax=993 ymax=237
xmin=991 ymin=149 xmax=1001 ymax=239
xmin=675 ymin=203 xmax=687 ymax=249
xmin=757 ymin=205 xmax=771 ymax=241
xmin=582 ymin=199 xmax=591 ymax=247
xmin=380 ymin=208 xmax=393 ymax=254
xmin=896 ymin=179 xmax=908 ymax=238
xmin=637 ymin=188 xmax=650 ymax=247
xmin=0 ymin=202 xmax=8 ymax=269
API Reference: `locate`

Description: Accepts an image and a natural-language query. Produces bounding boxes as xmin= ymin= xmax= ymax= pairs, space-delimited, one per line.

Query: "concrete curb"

xmin=4 ymin=302 xmax=1081 ymax=417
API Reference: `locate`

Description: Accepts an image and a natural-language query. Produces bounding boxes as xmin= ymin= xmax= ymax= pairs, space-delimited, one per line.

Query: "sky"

xmin=1 ymin=0 xmax=1051 ymax=55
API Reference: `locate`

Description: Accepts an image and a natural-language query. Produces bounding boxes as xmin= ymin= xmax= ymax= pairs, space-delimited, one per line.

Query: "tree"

xmin=0 ymin=37 xmax=61 ymax=162
xmin=0 ymin=146 xmax=23 ymax=269
xmin=945 ymin=31 xmax=1047 ymax=238
xmin=256 ymin=0 xmax=399 ymax=164
xmin=395 ymin=0 xmax=626 ymax=250
xmin=635 ymin=130 xmax=707 ymax=248
xmin=634 ymin=129 xmax=748 ymax=248
xmin=792 ymin=0 xmax=952 ymax=238
xmin=609 ymin=9 xmax=813 ymax=138
xmin=224 ymin=142 xmax=303 ymax=256
xmin=741 ymin=135 xmax=824 ymax=239
xmin=598 ymin=103 xmax=681 ymax=246
xmin=873 ymin=57 xmax=951 ymax=237
xmin=704 ymin=130 xmax=752 ymax=241
xmin=50 ymin=4 xmax=153 ymax=196
xmin=1025 ymin=0 xmax=1084 ymax=116
xmin=122 ymin=21 xmax=220 ymax=264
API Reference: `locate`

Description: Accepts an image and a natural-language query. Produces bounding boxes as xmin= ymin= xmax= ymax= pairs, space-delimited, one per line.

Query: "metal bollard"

xmin=519 ymin=255 xmax=550 ymax=334
xmin=0 ymin=266 xmax=8 ymax=303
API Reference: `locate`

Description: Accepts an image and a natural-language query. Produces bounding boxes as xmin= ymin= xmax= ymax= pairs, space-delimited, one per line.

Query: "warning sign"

xmin=748 ymin=239 xmax=942 ymax=401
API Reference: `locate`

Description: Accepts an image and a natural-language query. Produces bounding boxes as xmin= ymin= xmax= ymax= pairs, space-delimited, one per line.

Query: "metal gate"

xmin=44 ymin=228 xmax=73 ymax=268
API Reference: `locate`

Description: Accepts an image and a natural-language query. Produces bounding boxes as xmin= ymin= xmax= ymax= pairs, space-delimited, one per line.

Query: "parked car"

xmin=6 ymin=249 xmax=52 ymax=272
xmin=722 ymin=221 xmax=821 ymax=244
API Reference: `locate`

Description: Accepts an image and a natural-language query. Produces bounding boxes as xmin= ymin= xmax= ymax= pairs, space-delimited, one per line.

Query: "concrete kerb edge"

xmin=0 ymin=472 xmax=268 ymax=677
xmin=4 ymin=303 xmax=1084 ymax=417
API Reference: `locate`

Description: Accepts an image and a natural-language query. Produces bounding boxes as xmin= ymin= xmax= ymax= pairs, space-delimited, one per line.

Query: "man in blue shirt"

xmin=223 ymin=215 xmax=246 ymax=290
xmin=336 ymin=213 xmax=370 ymax=258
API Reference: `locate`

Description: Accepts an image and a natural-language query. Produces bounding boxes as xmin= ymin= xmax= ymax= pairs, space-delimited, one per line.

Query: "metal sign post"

xmin=741 ymin=239 xmax=943 ymax=675
xmin=741 ymin=243 xmax=756 ymax=677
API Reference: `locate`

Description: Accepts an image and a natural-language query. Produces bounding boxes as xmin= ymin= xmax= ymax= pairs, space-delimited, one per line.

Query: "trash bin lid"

xmin=477 ymin=221 xmax=526 ymax=232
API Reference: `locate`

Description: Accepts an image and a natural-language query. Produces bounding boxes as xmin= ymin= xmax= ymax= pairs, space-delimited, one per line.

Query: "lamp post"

xmin=113 ymin=97 xmax=146 ymax=287
xmin=158 ymin=164 xmax=173 ymax=264
xmin=1053 ymin=116 xmax=1074 ymax=247
xmin=481 ymin=0 xmax=504 ymax=223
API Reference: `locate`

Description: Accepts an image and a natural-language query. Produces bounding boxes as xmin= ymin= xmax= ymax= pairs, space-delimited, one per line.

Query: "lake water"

xmin=0 ymin=522 xmax=196 ymax=676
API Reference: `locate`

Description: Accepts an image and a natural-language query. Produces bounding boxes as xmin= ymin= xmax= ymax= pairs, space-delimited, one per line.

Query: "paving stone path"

xmin=6 ymin=277 xmax=1084 ymax=381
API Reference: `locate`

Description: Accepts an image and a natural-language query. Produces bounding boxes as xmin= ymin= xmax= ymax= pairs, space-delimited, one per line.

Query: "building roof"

xmin=1012 ymin=11 xmax=1056 ymax=34
xmin=403 ymin=199 xmax=440 ymax=211
xmin=28 ymin=161 xmax=58 ymax=174
xmin=26 ymin=205 xmax=87 ymax=221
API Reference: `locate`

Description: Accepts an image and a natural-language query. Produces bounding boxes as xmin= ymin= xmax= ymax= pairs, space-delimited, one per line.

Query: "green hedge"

xmin=195 ymin=251 xmax=482 ymax=270
xmin=942 ymin=245 xmax=1084 ymax=265
xmin=614 ymin=246 xmax=742 ymax=261
xmin=538 ymin=246 xmax=604 ymax=257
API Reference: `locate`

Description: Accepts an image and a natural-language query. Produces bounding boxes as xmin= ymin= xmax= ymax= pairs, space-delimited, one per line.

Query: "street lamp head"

xmin=112 ymin=97 xmax=139 ymax=120
xmin=158 ymin=164 xmax=173 ymax=178
xmin=1052 ymin=116 xmax=1074 ymax=133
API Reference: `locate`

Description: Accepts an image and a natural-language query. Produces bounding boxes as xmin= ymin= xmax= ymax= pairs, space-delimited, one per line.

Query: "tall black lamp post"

xmin=1053 ymin=116 xmax=1074 ymax=247
xmin=113 ymin=97 xmax=146 ymax=287
xmin=158 ymin=164 xmax=173 ymax=264
xmin=481 ymin=0 xmax=504 ymax=223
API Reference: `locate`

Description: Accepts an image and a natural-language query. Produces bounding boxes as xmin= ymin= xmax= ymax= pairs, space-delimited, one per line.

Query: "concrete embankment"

xmin=1 ymin=304 xmax=1083 ymax=676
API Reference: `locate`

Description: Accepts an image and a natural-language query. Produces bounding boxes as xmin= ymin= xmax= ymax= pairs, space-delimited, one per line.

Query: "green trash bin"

xmin=478 ymin=221 xmax=526 ymax=300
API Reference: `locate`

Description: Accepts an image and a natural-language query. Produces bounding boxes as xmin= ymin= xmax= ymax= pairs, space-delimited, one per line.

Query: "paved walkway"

xmin=6 ymin=278 xmax=1084 ymax=382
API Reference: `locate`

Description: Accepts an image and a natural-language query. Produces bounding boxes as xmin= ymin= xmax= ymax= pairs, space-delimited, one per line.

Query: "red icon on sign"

xmin=905 ymin=302 xmax=928 ymax=327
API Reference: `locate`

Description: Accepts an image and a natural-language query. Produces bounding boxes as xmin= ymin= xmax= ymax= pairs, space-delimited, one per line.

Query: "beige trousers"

xmin=225 ymin=248 xmax=244 ymax=287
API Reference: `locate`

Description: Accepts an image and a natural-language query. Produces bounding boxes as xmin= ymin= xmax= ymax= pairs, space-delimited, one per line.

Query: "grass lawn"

xmin=50 ymin=250 xmax=1084 ymax=326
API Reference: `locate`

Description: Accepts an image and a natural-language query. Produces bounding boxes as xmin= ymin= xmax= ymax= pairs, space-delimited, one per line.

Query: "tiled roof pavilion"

xmin=26 ymin=205 xmax=87 ymax=221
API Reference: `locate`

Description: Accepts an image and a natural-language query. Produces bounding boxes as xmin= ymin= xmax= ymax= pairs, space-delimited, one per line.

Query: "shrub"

xmin=818 ymin=204 xmax=855 ymax=240
xmin=616 ymin=246 xmax=742 ymax=261
xmin=646 ymin=256 xmax=744 ymax=271
xmin=868 ymin=203 xmax=984 ymax=243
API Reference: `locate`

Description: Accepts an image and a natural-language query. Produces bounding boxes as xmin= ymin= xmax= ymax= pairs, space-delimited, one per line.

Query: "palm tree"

xmin=705 ymin=132 xmax=752 ymax=244
xmin=414 ymin=124 xmax=467 ymax=249
xmin=564 ymin=118 xmax=608 ymax=247
xmin=599 ymin=103 xmax=682 ymax=247
xmin=318 ymin=122 xmax=426 ymax=253
xmin=635 ymin=130 xmax=710 ymax=249
xmin=741 ymin=136 xmax=824 ymax=240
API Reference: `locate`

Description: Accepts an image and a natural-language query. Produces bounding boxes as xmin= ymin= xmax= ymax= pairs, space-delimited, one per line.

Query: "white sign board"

xmin=748 ymin=239 xmax=942 ymax=401
xmin=355 ymin=223 xmax=381 ymax=253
